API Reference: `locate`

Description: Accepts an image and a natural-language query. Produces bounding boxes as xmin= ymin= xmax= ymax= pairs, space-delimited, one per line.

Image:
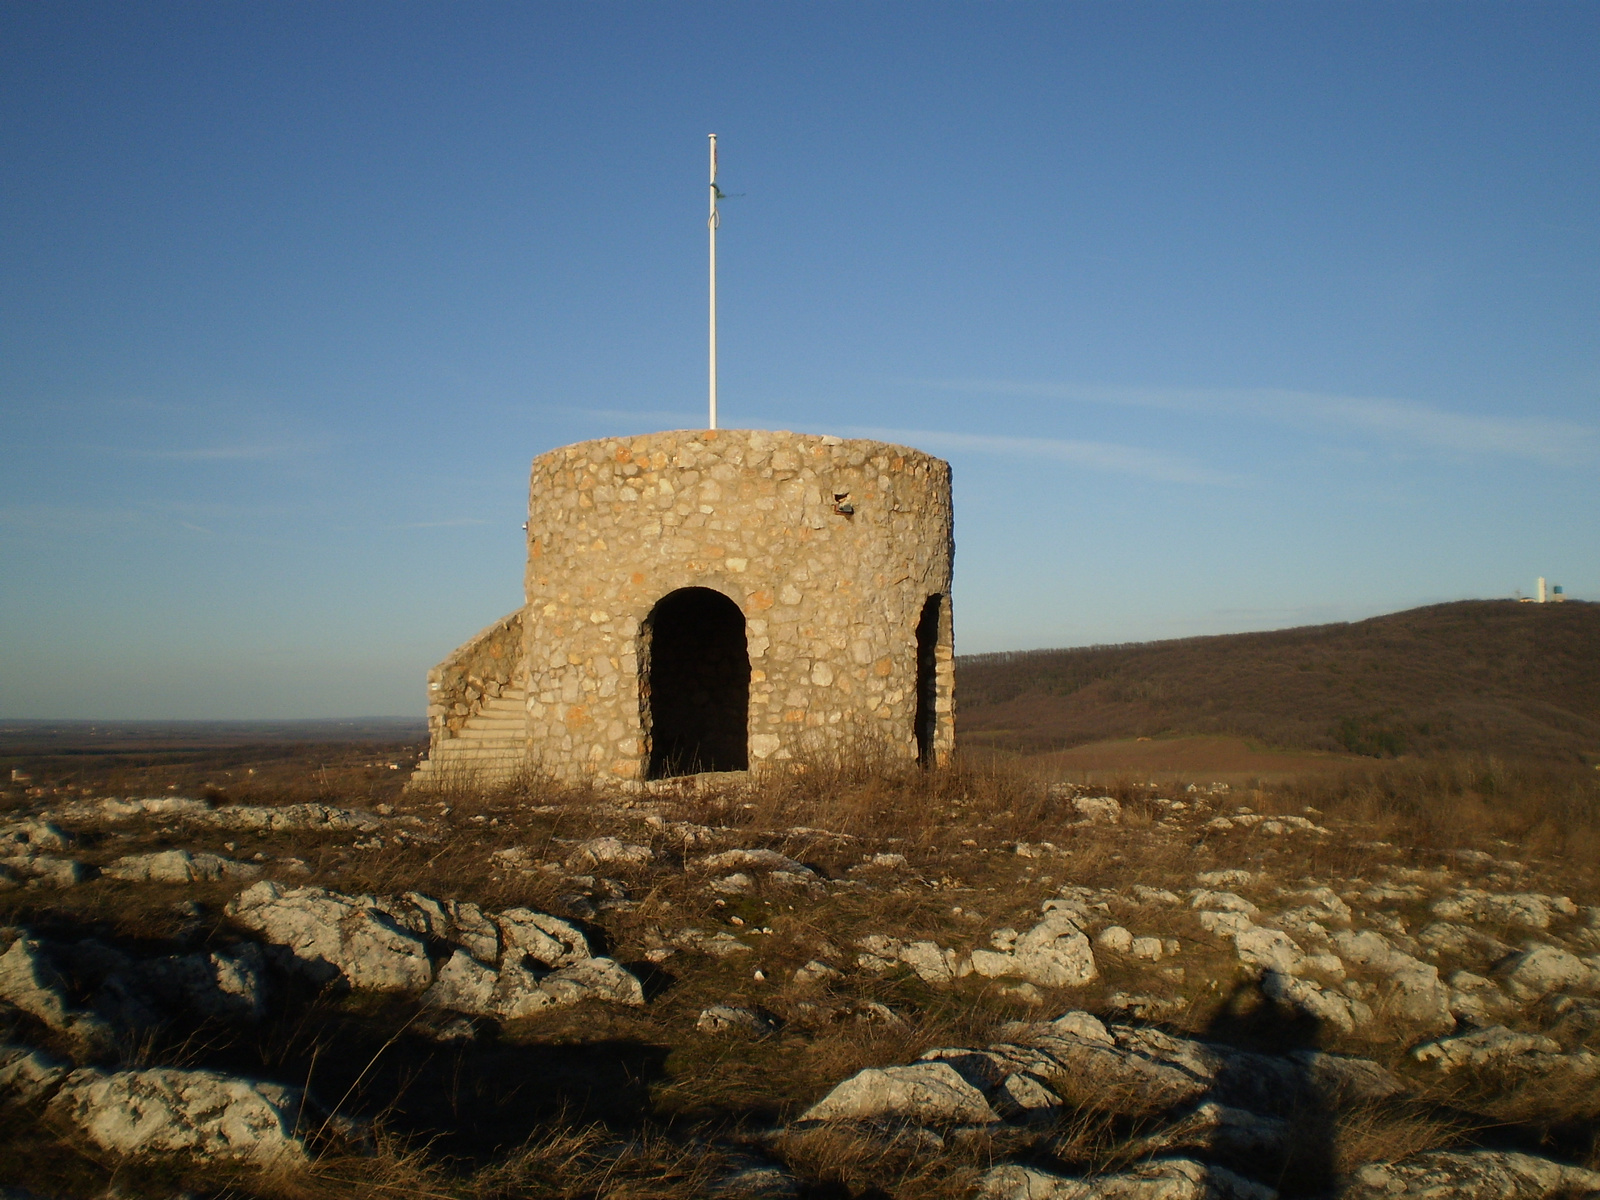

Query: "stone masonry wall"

xmin=426 ymin=609 xmax=523 ymax=744
xmin=521 ymin=429 xmax=954 ymax=782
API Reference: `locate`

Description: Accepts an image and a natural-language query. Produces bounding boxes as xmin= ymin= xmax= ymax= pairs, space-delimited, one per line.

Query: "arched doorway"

xmin=642 ymin=587 xmax=750 ymax=779
xmin=914 ymin=594 xmax=943 ymax=766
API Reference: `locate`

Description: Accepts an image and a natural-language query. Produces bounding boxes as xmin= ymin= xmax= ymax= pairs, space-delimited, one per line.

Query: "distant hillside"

xmin=955 ymin=600 xmax=1600 ymax=763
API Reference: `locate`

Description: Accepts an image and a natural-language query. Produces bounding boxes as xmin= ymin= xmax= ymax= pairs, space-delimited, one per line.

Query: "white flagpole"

xmin=708 ymin=133 xmax=718 ymax=431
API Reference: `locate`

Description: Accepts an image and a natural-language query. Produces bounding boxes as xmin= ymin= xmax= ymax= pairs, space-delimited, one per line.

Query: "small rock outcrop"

xmin=800 ymin=1061 xmax=997 ymax=1125
xmin=0 ymin=936 xmax=114 ymax=1052
xmin=0 ymin=1043 xmax=69 ymax=1106
xmin=227 ymin=882 xmax=645 ymax=1014
xmin=970 ymin=910 xmax=1099 ymax=988
xmin=104 ymin=849 xmax=262 ymax=884
xmin=1338 ymin=1150 xmax=1600 ymax=1200
xmin=227 ymin=882 xmax=433 ymax=991
xmin=697 ymin=1005 xmax=778 ymax=1034
xmin=48 ymin=1066 xmax=309 ymax=1164
xmin=980 ymin=1157 xmax=1278 ymax=1200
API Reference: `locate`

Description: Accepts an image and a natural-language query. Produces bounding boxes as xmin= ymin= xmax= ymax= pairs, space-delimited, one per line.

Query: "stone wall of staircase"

xmin=426 ymin=609 xmax=524 ymax=745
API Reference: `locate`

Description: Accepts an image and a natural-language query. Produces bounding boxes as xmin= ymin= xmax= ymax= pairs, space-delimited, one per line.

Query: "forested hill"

xmin=954 ymin=600 xmax=1600 ymax=762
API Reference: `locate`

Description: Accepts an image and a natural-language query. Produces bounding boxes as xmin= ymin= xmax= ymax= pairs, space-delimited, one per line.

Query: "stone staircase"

xmin=410 ymin=685 xmax=528 ymax=789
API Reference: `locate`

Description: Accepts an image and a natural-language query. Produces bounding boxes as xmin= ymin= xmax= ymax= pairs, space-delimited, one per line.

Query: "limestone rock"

xmin=1496 ymin=943 xmax=1600 ymax=1003
xmin=708 ymin=1155 xmax=801 ymax=1198
xmin=1430 ymin=890 xmax=1578 ymax=931
xmin=0 ymin=936 xmax=115 ymax=1052
xmin=495 ymin=908 xmax=591 ymax=967
xmin=0 ymin=821 xmax=73 ymax=853
xmin=104 ymin=849 xmax=261 ymax=884
xmin=792 ymin=959 xmax=842 ymax=988
xmin=208 ymin=802 xmax=383 ymax=834
xmin=1191 ymin=891 xmax=1260 ymax=917
xmin=1072 ymin=796 xmax=1123 ymax=825
xmin=1234 ymin=928 xmax=1305 ymax=977
xmin=672 ymin=928 xmax=752 ymax=957
xmin=1132 ymin=1101 xmax=1291 ymax=1157
xmin=999 ymin=1011 xmax=1402 ymax=1115
xmin=0 ymin=851 xmax=88 ymax=887
xmin=537 ymin=956 xmax=645 ymax=1007
xmin=899 ymin=940 xmax=966 ymax=984
xmin=1447 ymin=970 xmax=1518 ymax=1025
xmin=1132 ymin=886 xmax=1183 ymax=907
xmin=424 ymin=948 xmax=643 ymax=1016
xmin=58 ymin=797 xmax=384 ymax=834
xmin=53 ymin=796 xmax=213 ymax=822
xmin=423 ymin=949 xmax=498 ymax=1013
xmin=978 ymin=1157 xmax=1278 ymax=1200
xmin=1098 ymin=926 xmax=1135 ymax=953
xmin=992 ymin=1070 xmax=1064 ymax=1119
xmin=0 ymin=1043 xmax=69 ymax=1105
xmin=1196 ymin=870 xmax=1261 ymax=889
xmin=697 ymin=1005 xmax=778 ymax=1034
xmin=124 ymin=944 xmax=269 ymax=1022
xmin=1416 ymin=921 xmax=1512 ymax=962
xmin=1008 ymin=913 xmax=1099 ymax=988
xmin=446 ymin=900 xmax=501 ymax=963
xmin=1131 ymin=937 xmax=1165 ymax=961
xmin=490 ymin=958 xmax=557 ymax=1018
xmin=1331 ymin=930 xmax=1452 ymax=1033
xmin=1286 ymin=886 xmax=1352 ymax=924
xmin=697 ymin=848 xmax=812 ymax=876
xmin=1002 ymin=1015 xmax=1214 ymax=1114
xmin=1546 ymin=994 xmax=1600 ymax=1045
xmin=1413 ymin=1025 xmax=1600 ymax=1083
xmin=865 ymin=852 xmax=909 ymax=869
xmin=1260 ymin=971 xmax=1371 ymax=1034
xmin=1198 ymin=912 xmax=1254 ymax=939
xmin=565 ymin=837 xmax=654 ymax=870
xmin=854 ymin=935 xmax=968 ymax=984
xmin=1338 ymin=1150 xmax=1600 ymax=1199
xmin=800 ymin=1061 xmax=997 ymax=1125
xmin=48 ymin=1065 xmax=307 ymax=1164
xmin=226 ymin=881 xmax=432 ymax=991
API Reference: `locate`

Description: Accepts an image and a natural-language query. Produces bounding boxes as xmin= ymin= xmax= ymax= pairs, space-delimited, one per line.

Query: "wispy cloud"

xmin=0 ymin=504 xmax=233 ymax=535
xmin=921 ymin=381 xmax=1597 ymax=467
xmin=528 ymin=404 xmax=701 ymax=427
xmin=388 ymin=519 xmax=492 ymax=529
xmin=0 ymin=505 xmax=144 ymax=532
xmin=842 ymin=426 xmax=1243 ymax=486
xmin=95 ymin=441 xmax=329 ymax=461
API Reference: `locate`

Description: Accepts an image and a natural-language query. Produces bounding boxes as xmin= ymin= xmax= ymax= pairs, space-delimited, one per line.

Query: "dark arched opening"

xmin=642 ymin=587 xmax=750 ymax=779
xmin=914 ymin=594 xmax=942 ymax=766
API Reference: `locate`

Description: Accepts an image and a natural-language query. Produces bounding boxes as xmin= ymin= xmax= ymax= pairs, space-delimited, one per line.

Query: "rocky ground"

xmin=1 ymin=760 xmax=1598 ymax=1199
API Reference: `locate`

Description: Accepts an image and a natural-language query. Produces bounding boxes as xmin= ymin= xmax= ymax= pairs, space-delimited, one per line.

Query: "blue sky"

xmin=2 ymin=2 xmax=1596 ymax=719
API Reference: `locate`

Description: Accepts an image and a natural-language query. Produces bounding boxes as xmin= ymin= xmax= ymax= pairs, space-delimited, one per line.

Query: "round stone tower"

xmin=412 ymin=428 xmax=954 ymax=788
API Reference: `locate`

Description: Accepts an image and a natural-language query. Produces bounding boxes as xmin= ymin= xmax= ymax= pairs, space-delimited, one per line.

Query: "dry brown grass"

xmin=1329 ymin=1101 xmax=1469 ymax=1178
xmin=1257 ymin=755 xmax=1600 ymax=857
xmin=771 ymin=1121 xmax=990 ymax=1200
xmin=5 ymin=733 xmax=1600 ymax=1199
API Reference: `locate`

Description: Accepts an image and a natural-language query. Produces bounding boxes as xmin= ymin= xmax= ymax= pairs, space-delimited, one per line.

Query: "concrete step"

xmin=411 ymin=682 xmax=530 ymax=789
xmin=415 ymin=755 xmax=524 ymax=772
